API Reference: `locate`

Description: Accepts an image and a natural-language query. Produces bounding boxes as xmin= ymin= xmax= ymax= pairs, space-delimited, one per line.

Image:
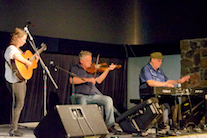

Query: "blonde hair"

xmin=79 ymin=50 xmax=92 ymax=60
xmin=10 ymin=28 xmax=27 ymax=46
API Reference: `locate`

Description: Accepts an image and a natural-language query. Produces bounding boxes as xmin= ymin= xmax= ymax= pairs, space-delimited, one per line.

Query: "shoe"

xmin=170 ymin=124 xmax=178 ymax=130
xmin=9 ymin=129 xmax=23 ymax=137
xmin=108 ymin=126 xmax=121 ymax=133
xmin=158 ymin=122 xmax=167 ymax=130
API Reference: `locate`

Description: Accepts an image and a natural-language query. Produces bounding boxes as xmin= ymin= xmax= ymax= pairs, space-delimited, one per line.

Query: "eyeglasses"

xmin=154 ymin=58 xmax=163 ymax=63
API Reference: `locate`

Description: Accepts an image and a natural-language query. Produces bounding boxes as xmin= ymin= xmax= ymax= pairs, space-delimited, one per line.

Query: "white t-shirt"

xmin=4 ymin=45 xmax=22 ymax=83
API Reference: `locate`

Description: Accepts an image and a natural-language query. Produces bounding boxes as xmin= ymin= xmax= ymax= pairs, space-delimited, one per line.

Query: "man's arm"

xmin=147 ymin=75 xmax=190 ymax=87
xmin=69 ymin=77 xmax=96 ymax=84
xmin=96 ymin=63 xmax=116 ymax=84
xmin=147 ymin=80 xmax=174 ymax=87
xmin=166 ymin=76 xmax=190 ymax=85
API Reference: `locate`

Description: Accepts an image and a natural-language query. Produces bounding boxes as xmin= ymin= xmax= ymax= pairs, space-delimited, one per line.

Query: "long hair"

xmin=10 ymin=28 xmax=27 ymax=46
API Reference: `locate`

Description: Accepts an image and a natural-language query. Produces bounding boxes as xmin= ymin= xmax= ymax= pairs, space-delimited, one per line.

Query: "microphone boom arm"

xmin=53 ymin=65 xmax=85 ymax=81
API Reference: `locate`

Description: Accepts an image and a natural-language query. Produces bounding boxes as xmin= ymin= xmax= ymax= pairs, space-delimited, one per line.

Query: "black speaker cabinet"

xmin=34 ymin=105 xmax=108 ymax=138
xmin=116 ymin=98 xmax=162 ymax=134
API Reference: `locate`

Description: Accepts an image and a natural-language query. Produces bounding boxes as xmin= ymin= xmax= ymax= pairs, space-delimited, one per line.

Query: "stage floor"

xmin=0 ymin=122 xmax=207 ymax=138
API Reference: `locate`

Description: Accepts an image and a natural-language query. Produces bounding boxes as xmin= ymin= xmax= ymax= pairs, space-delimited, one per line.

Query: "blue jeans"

xmin=71 ymin=93 xmax=115 ymax=127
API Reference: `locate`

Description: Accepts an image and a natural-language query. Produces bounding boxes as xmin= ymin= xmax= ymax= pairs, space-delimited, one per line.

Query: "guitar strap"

xmin=5 ymin=59 xmax=17 ymax=75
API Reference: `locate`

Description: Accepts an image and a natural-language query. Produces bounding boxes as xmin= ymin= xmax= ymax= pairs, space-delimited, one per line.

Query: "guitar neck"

xmin=29 ymin=43 xmax=46 ymax=62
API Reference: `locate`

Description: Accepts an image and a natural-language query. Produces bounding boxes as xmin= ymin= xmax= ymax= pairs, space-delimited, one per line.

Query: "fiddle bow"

xmin=94 ymin=54 xmax=100 ymax=78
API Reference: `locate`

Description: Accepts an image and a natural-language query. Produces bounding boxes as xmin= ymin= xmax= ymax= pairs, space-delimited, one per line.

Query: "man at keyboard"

xmin=139 ymin=52 xmax=190 ymax=130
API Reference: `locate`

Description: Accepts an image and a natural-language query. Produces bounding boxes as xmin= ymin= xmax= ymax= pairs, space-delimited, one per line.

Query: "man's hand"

xmin=85 ymin=78 xmax=96 ymax=84
xmin=107 ymin=63 xmax=116 ymax=71
xmin=165 ymin=83 xmax=174 ymax=88
xmin=179 ymin=76 xmax=190 ymax=83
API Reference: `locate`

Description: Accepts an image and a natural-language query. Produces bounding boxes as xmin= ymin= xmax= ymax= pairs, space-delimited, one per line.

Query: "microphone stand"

xmin=52 ymin=64 xmax=84 ymax=104
xmin=24 ymin=26 xmax=58 ymax=116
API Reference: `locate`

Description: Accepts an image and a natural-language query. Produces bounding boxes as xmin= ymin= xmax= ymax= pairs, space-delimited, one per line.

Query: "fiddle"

xmin=86 ymin=63 xmax=122 ymax=74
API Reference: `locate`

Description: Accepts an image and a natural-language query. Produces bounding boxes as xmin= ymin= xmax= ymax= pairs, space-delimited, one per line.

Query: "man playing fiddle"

xmin=69 ymin=50 xmax=120 ymax=133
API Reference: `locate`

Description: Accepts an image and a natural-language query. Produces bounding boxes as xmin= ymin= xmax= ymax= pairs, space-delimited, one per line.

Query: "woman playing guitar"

xmin=4 ymin=28 xmax=39 ymax=136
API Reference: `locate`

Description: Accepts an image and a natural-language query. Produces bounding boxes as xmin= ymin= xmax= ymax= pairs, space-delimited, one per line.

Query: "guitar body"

xmin=11 ymin=50 xmax=38 ymax=81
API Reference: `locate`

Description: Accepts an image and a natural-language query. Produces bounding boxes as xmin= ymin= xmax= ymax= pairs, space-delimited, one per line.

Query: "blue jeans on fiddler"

xmin=71 ymin=93 xmax=115 ymax=128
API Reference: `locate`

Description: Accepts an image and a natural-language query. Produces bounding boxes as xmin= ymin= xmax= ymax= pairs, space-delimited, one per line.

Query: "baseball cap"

xmin=150 ymin=52 xmax=164 ymax=59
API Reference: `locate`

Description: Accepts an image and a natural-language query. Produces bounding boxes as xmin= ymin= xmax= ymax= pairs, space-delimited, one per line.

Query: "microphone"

xmin=23 ymin=20 xmax=33 ymax=31
xmin=23 ymin=21 xmax=34 ymax=40
xmin=50 ymin=60 xmax=57 ymax=71
xmin=27 ymin=20 xmax=34 ymax=26
xmin=25 ymin=20 xmax=34 ymax=28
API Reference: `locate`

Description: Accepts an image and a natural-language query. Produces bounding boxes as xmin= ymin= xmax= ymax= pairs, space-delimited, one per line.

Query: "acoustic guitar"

xmin=11 ymin=43 xmax=47 ymax=81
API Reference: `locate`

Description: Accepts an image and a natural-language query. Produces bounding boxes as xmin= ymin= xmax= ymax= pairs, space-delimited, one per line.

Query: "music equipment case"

xmin=116 ymin=98 xmax=162 ymax=134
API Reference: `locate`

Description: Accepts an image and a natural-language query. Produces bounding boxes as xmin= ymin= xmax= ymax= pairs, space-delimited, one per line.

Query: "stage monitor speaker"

xmin=34 ymin=105 xmax=108 ymax=138
xmin=181 ymin=97 xmax=205 ymax=128
xmin=116 ymin=98 xmax=162 ymax=133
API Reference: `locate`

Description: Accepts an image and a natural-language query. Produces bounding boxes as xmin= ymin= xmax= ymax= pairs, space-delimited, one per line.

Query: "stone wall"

xmin=180 ymin=38 xmax=207 ymax=88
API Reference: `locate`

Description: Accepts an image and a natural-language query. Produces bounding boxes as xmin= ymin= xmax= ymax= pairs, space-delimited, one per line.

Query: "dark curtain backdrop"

xmin=0 ymin=51 xmax=127 ymax=124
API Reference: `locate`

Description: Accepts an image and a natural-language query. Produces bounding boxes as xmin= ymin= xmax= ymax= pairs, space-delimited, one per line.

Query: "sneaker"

xmin=9 ymin=129 xmax=23 ymax=137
